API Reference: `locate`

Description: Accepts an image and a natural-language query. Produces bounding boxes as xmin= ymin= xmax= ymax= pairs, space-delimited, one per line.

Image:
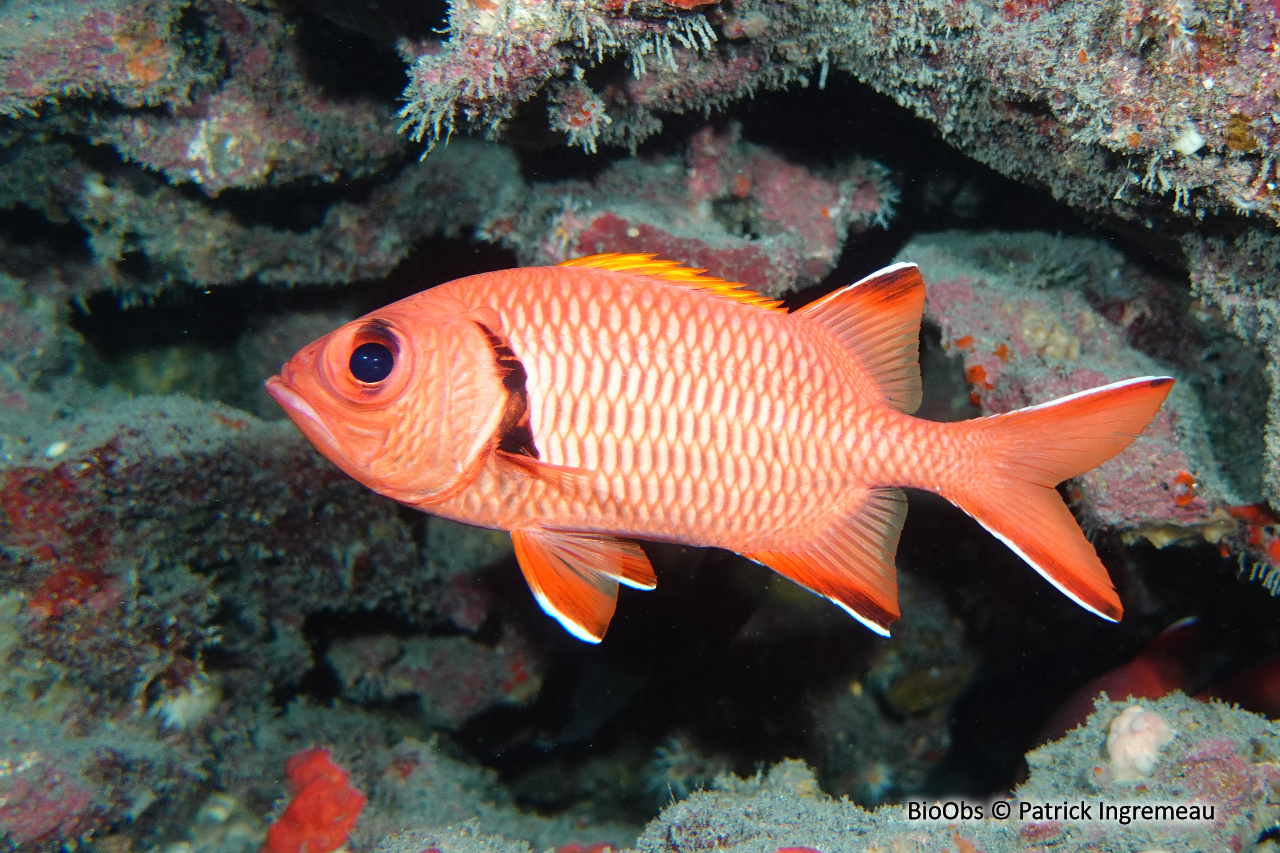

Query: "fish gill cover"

xmin=0 ymin=0 xmax=1276 ymax=851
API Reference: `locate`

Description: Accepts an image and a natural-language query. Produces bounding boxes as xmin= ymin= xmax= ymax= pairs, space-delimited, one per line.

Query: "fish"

xmin=265 ymin=253 xmax=1174 ymax=643
xmin=1199 ymin=651 xmax=1280 ymax=719
xmin=1029 ymin=617 xmax=1280 ymax=772
xmin=1031 ymin=616 xmax=1205 ymax=753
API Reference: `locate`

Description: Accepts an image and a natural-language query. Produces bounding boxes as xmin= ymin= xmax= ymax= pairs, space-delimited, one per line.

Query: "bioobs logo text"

xmin=904 ymin=799 xmax=1217 ymax=825
xmin=905 ymin=801 xmax=991 ymax=821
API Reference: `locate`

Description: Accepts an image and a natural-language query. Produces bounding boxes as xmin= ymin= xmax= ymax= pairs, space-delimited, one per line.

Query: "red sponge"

xmin=262 ymin=748 xmax=366 ymax=853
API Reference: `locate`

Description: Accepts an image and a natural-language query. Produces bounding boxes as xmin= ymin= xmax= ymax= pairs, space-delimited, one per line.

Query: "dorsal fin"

xmin=558 ymin=253 xmax=785 ymax=312
xmin=794 ymin=262 xmax=924 ymax=414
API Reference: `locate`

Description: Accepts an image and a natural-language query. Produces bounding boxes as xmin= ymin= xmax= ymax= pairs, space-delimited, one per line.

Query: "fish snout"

xmin=264 ymin=371 xmax=308 ymax=420
xmin=264 ymin=372 xmax=296 ymax=411
xmin=263 ymin=373 xmax=345 ymax=456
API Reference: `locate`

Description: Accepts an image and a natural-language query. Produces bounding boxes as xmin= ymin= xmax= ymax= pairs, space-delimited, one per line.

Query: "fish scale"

xmin=267 ymin=253 xmax=1174 ymax=642
xmin=476 ymin=267 xmax=860 ymax=548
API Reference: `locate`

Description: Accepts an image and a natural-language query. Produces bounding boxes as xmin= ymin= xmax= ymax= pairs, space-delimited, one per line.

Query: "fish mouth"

xmin=265 ymin=374 xmax=343 ymax=454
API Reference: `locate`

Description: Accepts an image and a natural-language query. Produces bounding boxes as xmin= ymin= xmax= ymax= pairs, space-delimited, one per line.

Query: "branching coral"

xmin=395 ymin=0 xmax=722 ymax=154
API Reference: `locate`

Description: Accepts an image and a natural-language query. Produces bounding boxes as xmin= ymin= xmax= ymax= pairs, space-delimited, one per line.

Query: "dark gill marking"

xmin=474 ymin=321 xmax=539 ymax=459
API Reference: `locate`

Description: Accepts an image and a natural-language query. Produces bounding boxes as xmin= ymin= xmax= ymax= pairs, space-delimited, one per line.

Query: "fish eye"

xmin=349 ymin=341 xmax=395 ymax=383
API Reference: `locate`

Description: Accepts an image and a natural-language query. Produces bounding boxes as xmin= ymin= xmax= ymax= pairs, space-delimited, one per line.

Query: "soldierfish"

xmin=1029 ymin=617 xmax=1279 ymax=769
xmin=265 ymin=254 xmax=1173 ymax=643
xmin=1031 ymin=617 xmax=1205 ymax=752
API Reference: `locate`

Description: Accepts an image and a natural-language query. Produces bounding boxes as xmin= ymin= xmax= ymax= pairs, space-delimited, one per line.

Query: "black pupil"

xmin=349 ymin=342 xmax=394 ymax=383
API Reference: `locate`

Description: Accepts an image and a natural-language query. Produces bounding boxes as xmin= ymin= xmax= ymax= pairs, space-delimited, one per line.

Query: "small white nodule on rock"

xmin=1171 ymin=126 xmax=1206 ymax=156
xmin=1106 ymin=704 xmax=1174 ymax=783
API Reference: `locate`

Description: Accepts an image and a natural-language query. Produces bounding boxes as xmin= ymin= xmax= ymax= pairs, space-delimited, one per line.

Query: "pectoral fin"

xmin=511 ymin=530 xmax=657 ymax=643
xmin=496 ymin=451 xmax=596 ymax=492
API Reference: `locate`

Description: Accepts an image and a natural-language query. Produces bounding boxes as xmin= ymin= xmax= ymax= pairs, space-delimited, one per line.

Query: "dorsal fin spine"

xmin=558 ymin=253 xmax=786 ymax=312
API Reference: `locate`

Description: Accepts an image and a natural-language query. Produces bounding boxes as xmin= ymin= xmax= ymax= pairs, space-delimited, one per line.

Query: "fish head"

xmin=265 ymin=301 xmax=511 ymax=507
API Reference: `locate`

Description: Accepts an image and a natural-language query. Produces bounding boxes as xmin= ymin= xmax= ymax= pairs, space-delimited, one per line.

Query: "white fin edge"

xmin=848 ymin=261 xmax=919 ymax=289
xmin=1014 ymin=376 xmax=1175 ymax=415
xmin=970 ymin=516 xmax=1119 ymax=622
xmin=528 ymin=587 xmax=606 ymax=644
xmin=828 ymin=597 xmax=893 ymax=637
xmin=617 ymin=575 xmax=657 ymax=591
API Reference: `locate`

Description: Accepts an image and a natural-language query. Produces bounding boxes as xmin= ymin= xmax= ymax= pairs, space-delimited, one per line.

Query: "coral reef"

xmin=826 ymin=0 xmax=1280 ymax=228
xmin=355 ymin=734 xmax=640 ymax=851
xmin=806 ymin=573 xmax=972 ymax=806
xmin=1 ymin=137 xmax=520 ymax=298
xmin=395 ymin=0 xmax=727 ymax=153
xmin=484 ymin=125 xmax=896 ymax=295
xmin=0 ymin=270 xmax=79 ymax=407
xmin=0 ymin=671 xmax=199 ymax=848
xmin=327 ymin=630 xmax=542 ymax=729
xmin=94 ymin=3 xmax=401 ymax=195
xmin=372 ymin=696 xmax=1280 ymax=853
xmin=1183 ymin=231 xmax=1280 ymax=513
xmin=380 ymin=0 xmax=1280 ymax=236
xmin=0 ymin=122 xmax=893 ymax=301
xmin=0 ymin=376 xmax=542 ymax=848
xmin=639 ymin=697 xmax=1278 ymax=853
xmin=0 ymin=0 xmax=201 ymax=118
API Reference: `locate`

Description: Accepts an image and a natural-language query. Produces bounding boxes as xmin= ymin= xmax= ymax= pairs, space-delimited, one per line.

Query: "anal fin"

xmin=511 ymin=529 xmax=657 ymax=643
xmin=745 ymin=487 xmax=906 ymax=636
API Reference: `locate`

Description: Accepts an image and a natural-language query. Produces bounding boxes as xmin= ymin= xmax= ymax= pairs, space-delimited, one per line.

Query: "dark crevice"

xmin=206 ymin=159 xmax=412 ymax=232
xmin=0 ymin=206 xmax=91 ymax=257
xmin=286 ymin=0 xmax=449 ymax=50
xmin=175 ymin=2 xmax=231 ymax=89
xmin=67 ymin=232 xmax=512 ymax=384
xmin=291 ymin=5 xmax=417 ymax=102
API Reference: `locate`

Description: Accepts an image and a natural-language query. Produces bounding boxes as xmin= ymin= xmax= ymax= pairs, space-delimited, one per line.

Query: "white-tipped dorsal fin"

xmin=510 ymin=529 xmax=657 ymax=643
xmin=795 ymin=262 xmax=924 ymax=414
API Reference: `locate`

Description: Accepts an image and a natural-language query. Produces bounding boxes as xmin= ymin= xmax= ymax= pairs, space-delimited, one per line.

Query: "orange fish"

xmin=265 ymin=254 xmax=1173 ymax=642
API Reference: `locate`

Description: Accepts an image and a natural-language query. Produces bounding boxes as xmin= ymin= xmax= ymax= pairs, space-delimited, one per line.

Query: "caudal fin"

xmin=948 ymin=377 xmax=1174 ymax=621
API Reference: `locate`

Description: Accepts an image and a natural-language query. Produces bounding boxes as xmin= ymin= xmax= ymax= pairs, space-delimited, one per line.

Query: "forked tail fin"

xmin=946 ymin=376 xmax=1174 ymax=621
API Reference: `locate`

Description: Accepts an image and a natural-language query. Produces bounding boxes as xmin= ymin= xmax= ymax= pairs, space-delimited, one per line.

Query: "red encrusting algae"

xmin=262 ymin=748 xmax=366 ymax=853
